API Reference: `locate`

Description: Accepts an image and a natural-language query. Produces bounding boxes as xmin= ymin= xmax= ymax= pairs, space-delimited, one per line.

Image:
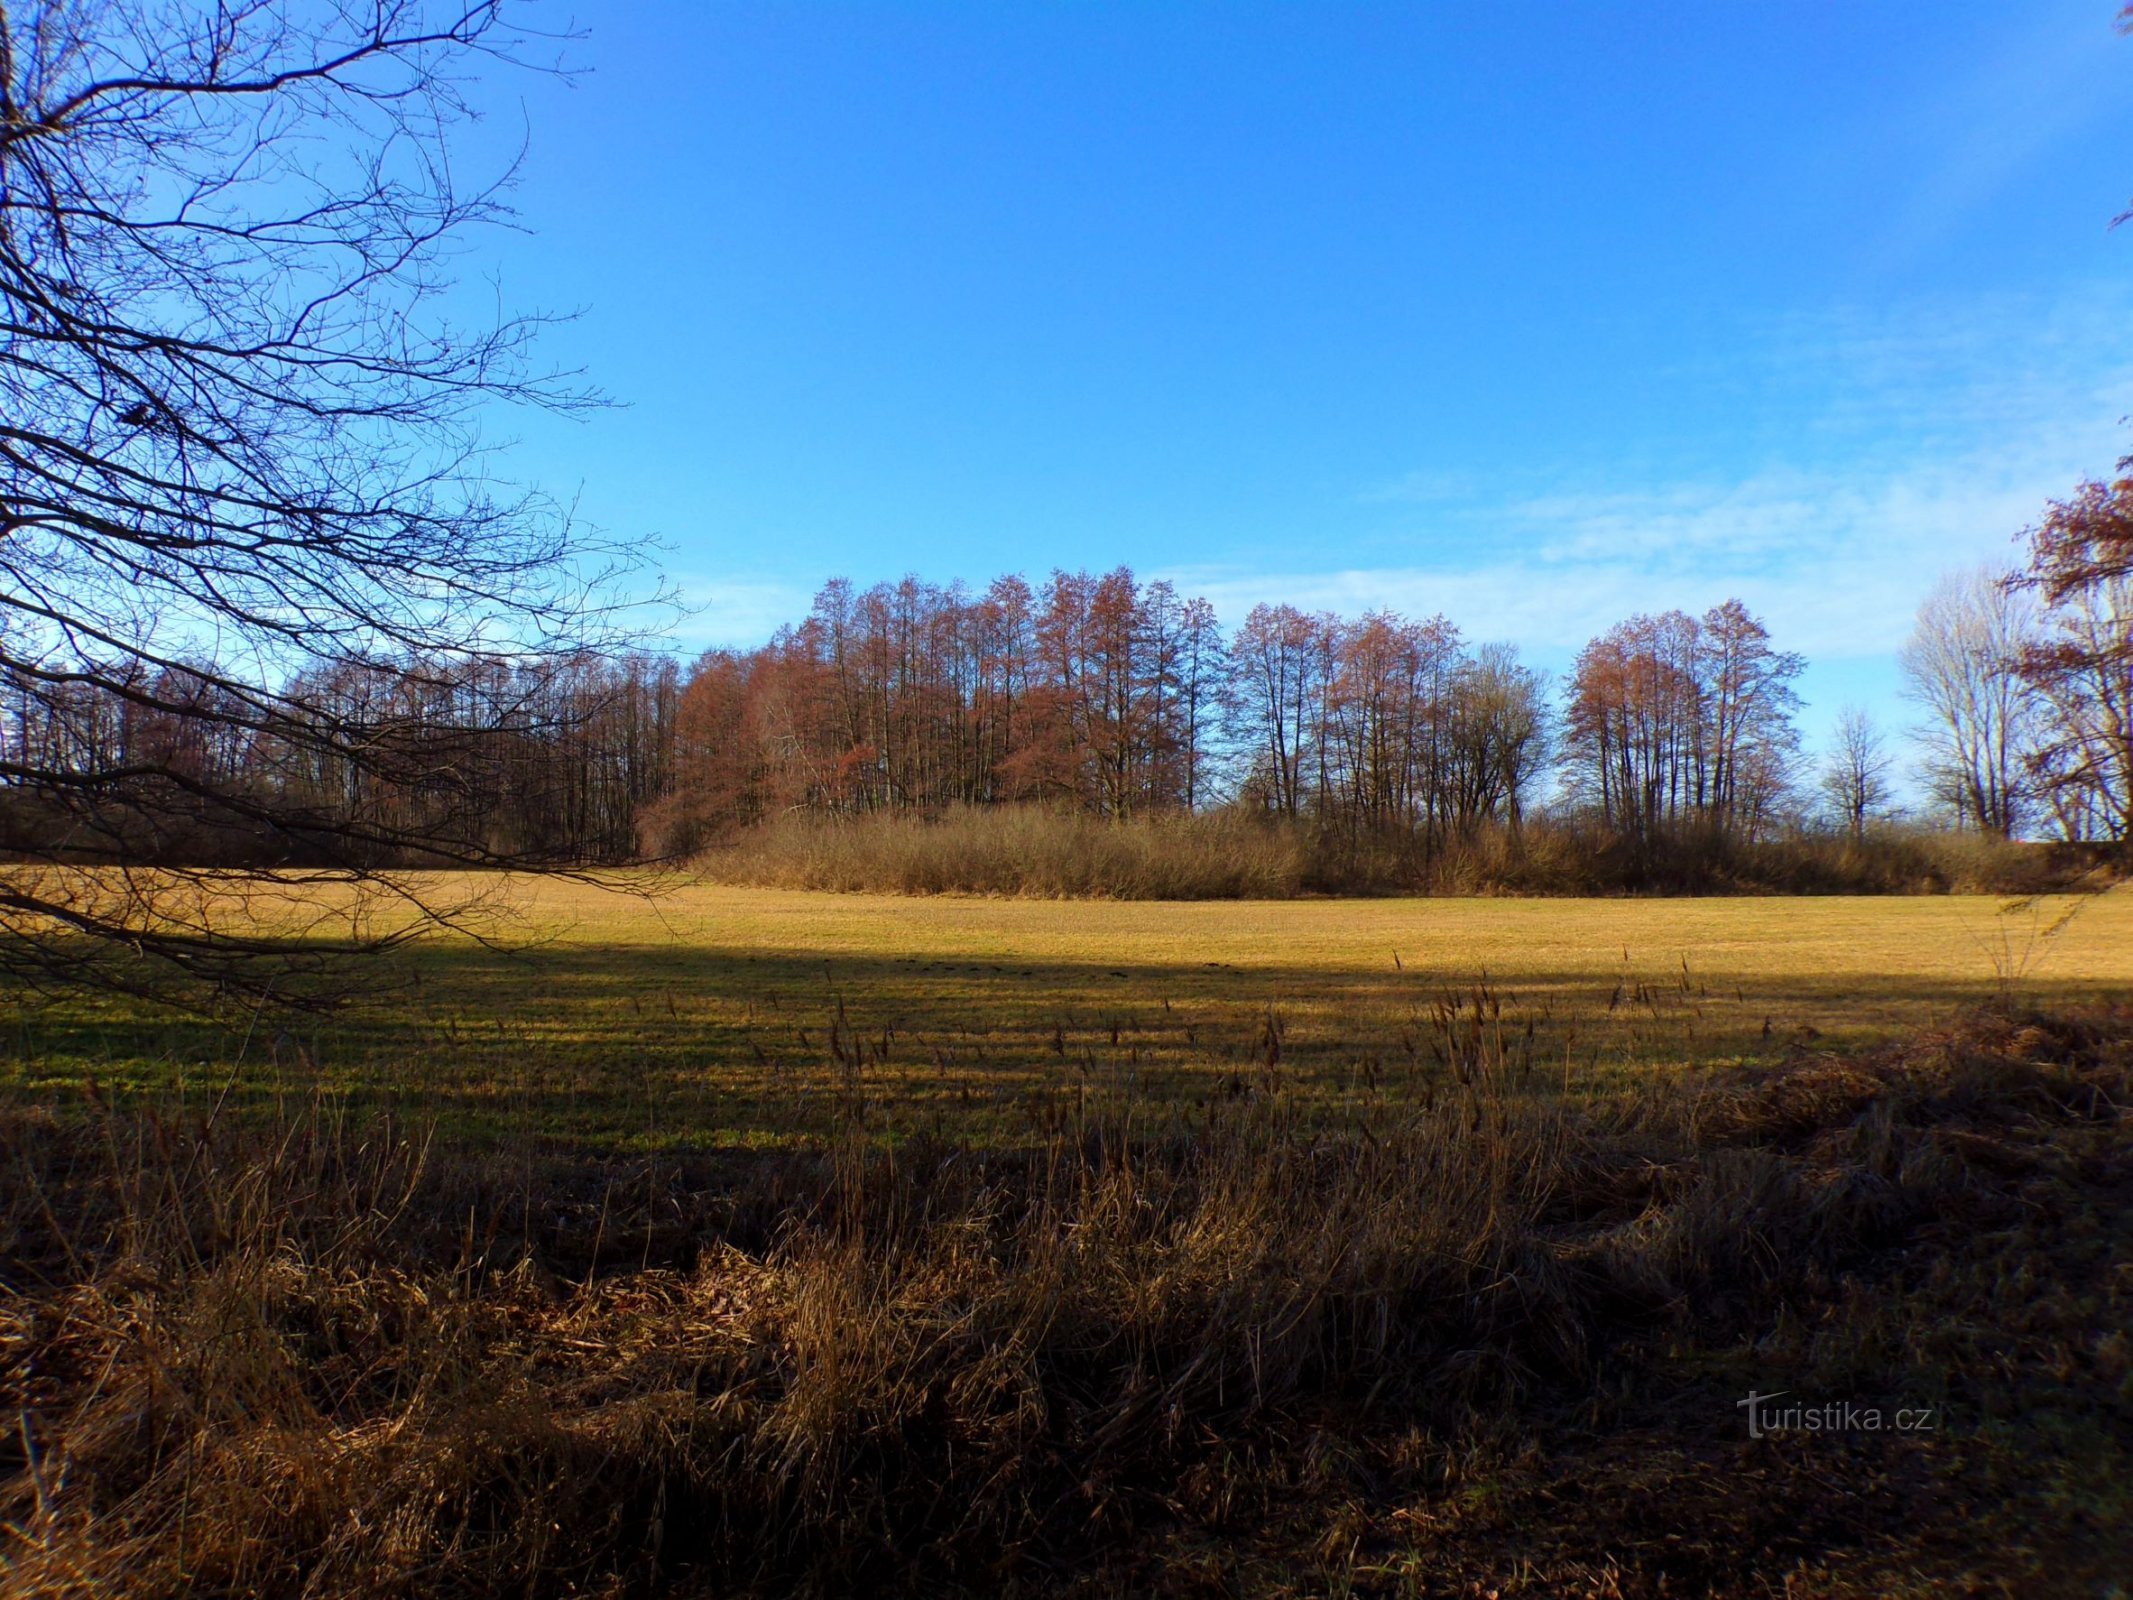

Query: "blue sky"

xmin=473 ymin=2 xmax=2133 ymax=756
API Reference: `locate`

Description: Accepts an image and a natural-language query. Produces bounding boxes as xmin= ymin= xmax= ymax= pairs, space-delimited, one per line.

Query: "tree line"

xmin=1 ymin=652 xmax=679 ymax=870
xmin=14 ymin=486 xmax=2121 ymax=880
xmin=643 ymin=573 xmax=1553 ymax=857
xmin=643 ymin=493 xmax=2129 ymax=863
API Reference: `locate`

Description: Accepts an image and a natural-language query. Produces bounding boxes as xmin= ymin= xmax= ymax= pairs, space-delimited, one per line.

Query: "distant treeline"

xmin=646 ymin=574 xmax=1810 ymax=863
xmin=4 ymin=543 xmax=2127 ymax=881
xmin=0 ymin=653 xmax=680 ymax=868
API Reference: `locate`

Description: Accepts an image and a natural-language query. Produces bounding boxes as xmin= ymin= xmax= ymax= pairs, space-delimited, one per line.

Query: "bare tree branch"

xmin=0 ymin=1 xmax=673 ymax=1009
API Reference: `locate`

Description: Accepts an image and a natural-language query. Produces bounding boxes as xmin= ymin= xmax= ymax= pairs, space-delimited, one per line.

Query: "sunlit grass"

xmin=4 ymin=875 xmax=2128 ymax=1151
xmin=5 ymin=880 xmax=2131 ymax=1595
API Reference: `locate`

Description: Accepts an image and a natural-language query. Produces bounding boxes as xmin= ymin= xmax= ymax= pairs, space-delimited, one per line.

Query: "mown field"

xmin=4 ymin=875 xmax=2128 ymax=1149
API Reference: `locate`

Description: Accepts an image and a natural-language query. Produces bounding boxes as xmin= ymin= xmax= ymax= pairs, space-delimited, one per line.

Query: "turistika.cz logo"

xmin=1737 ymin=1390 xmax=1939 ymax=1439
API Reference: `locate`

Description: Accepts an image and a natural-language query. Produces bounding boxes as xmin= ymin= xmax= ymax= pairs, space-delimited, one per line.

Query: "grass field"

xmin=5 ymin=875 xmax=2129 ymax=1149
xmin=5 ymin=877 xmax=2132 ymax=1596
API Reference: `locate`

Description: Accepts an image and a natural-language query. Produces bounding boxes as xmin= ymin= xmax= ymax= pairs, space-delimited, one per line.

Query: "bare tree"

xmin=1818 ymin=705 xmax=1893 ymax=842
xmin=1559 ymin=601 xmax=1800 ymax=847
xmin=1898 ymin=569 xmax=2038 ymax=838
xmin=1697 ymin=600 xmax=1804 ymax=836
xmin=0 ymin=2 xmax=658 ymax=1005
xmin=2011 ymin=469 xmax=2133 ymax=848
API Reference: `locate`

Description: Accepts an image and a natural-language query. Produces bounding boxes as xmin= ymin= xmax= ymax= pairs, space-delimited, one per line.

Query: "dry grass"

xmin=703 ymin=807 xmax=1312 ymax=898
xmin=3 ymin=997 xmax=2130 ymax=1596
xmin=3 ymin=876 xmax=2130 ymax=1591
xmin=693 ymin=807 xmax=2103 ymax=899
xmin=4 ymin=879 xmax=2130 ymax=1154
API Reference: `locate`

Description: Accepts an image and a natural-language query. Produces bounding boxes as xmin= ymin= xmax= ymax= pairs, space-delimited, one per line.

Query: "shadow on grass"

xmin=4 ymin=996 xmax=2130 ymax=1596
xmin=0 ymin=934 xmax=2120 ymax=1153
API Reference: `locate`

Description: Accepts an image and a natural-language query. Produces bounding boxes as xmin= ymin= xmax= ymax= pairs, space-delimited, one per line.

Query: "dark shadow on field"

xmin=8 ymin=962 xmax=2129 ymax=1597
xmin=1 ymin=936 xmax=2119 ymax=1152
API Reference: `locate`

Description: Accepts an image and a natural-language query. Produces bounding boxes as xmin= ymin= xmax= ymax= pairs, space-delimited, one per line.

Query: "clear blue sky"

xmin=472 ymin=2 xmax=2133 ymax=758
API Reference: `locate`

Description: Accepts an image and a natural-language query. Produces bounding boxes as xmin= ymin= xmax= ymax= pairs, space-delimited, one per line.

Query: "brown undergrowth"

xmin=694 ymin=805 xmax=2115 ymax=900
xmin=2 ymin=1002 xmax=2129 ymax=1596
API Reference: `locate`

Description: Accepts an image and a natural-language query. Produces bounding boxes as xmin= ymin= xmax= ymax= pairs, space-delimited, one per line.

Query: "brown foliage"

xmin=664 ymin=570 xmax=1231 ymax=832
xmin=660 ymin=574 xmax=1550 ymax=861
xmin=2014 ymin=471 xmax=2133 ymax=846
xmin=697 ymin=803 xmax=1310 ymax=898
xmin=691 ymin=804 xmax=2101 ymax=900
xmin=1563 ymin=601 xmax=1802 ymax=847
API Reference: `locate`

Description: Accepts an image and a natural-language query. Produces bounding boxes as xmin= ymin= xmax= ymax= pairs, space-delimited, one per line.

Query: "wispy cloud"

xmin=1860 ymin=6 xmax=2129 ymax=273
xmin=667 ymin=575 xmax=818 ymax=649
xmin=1169 ymin=461 xmax=2076 ymax=664
xmin=1172 ymin=285 xmax=2133 ymax=667
xmin=666 ymin=287 xmax=2133 ymax=716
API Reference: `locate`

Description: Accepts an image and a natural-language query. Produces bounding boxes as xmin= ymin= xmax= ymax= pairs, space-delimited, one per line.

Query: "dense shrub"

xmin=691 ymin=804 xmax=2111 ymax=899
xmin=697 ymin=805 xmax=1311 ymax=898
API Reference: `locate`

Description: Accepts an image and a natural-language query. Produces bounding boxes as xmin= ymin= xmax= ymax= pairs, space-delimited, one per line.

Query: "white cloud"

xmin=1167 ymin=459 xmax=2054 ymax=664
xmin=666 ymin=575 xmax=817 ymax=649
xmin=1170 ymin=285 xmax=2133 ymax=668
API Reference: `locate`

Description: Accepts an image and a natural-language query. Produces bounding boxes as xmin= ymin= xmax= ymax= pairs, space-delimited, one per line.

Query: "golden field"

xmin=7 ymin=875 xmax=2127 ymax=1149
xmin=7 ymin=876 xmax=2133 ymax=1597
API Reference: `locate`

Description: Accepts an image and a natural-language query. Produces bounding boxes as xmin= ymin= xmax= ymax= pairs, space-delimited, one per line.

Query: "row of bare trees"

xmin=9 ymin=553 xmax=2121 ymax=882
xmin=643 ymin=572 xmax=1555 ymax=855
xmin=643 ymin=572 xmax=1230 ymax=849
xmin=0 ymin=653 xmax=681 ymax=869
xmin=647 ymin=572 xmax=1726 ymax=856
xmin=1557 ymin=601 xmax=1804 ymax=845
xmin=1226 ymin=607 xmax=1546 ymax=842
